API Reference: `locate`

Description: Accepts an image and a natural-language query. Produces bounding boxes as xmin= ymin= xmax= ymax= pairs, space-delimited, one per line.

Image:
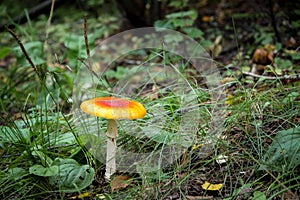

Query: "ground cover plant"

xmin=0 ymin=0 xmax=299 ymax=199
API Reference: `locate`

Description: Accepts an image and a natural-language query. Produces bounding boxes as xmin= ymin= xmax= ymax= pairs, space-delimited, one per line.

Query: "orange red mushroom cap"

xmin=80 ymin=97 xmax=146 ymax=120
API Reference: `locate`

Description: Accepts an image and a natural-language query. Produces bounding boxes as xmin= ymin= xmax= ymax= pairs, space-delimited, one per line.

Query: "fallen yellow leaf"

xmin=192 ymin=143 xmax=203 ymax=150
xmin=201 ymin=181 xmax=223 ymax=191
xmin=69 ymin=192 xmax=90 ymax=199
xmin=225 ymin=94 xmax=233 ymax=105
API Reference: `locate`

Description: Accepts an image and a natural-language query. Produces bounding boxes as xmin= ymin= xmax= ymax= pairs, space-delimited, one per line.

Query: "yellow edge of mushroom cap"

xmin=80 ymin=97 xmax=146 ymax=120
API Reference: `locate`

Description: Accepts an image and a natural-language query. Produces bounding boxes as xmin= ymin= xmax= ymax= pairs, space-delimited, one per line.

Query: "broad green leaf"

xmin=29 ymin=165 xmax=59 ymax=177
xmin=49 ymin=158 xmax=95 ymax=192
xmin=172 ymin=18 xmax=194 ymax=28
xmin=64 ymin=30 xmax=99 ymax=55
xmin=8 ymin=167 xmax=28 ymax=180
xmin=283 ymin=92 xmax=299 ymax=105
xmin=260 ymin=127 xmax=300 ymax=171
xmin=291 ymin=52 xmax=300 ymax=60
xmin=168 ymin=0 xmax=189 ymax=7
xmin=12 ymin=41 xmax=45 ymax=66
xmin=0 ymin=126 xmax=30 ymax=143
xmin=64 ymin=34 xmax=84 ymax=51
xmin=274 ymin=57 xmax=293 ymax=69
xmin=182 ymin=27 xmax=204 ymax=39
xmin=106 ymin=66 xmax=130 ymax=80
xmin=48 ymin=132 xmax=76 ymax=146
xmin=251 ymin=191 xmax=266 ymax=200
xmin=166 ymin=10 xmax=198 ymax=20
xmin=31 ymin=150 xmax=53 ymax=167
xmin=154 ymin=20 xmax=174 ymax=29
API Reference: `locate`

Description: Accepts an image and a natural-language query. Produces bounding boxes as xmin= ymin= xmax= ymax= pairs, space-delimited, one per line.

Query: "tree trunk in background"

xmin=117 ymin=0 xmax=161 ymax=27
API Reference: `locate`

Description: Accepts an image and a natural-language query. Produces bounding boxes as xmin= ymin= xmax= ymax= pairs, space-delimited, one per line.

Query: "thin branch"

xmin=44 ymin=0 xmax=56 ymax=64
xmin=77 ymin=57 xmax=100 ymax=80
xmin=242 ymin=71 xmax=300 ymax=80
xmin=45 ymin=0 xmax=55 ymax=42
xmin=6 ymin=27 xmax=40 ymax=77
xmin=83 ymin=16 xmax=101 ymax=96
xmin=84 ymin=16 xmax=92 ymax=70
xmin=0 ymin=0 xmax=61 ymax=32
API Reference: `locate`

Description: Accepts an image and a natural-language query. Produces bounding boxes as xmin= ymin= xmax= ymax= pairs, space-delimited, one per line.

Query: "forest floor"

xmin=0 ymin=1 xmax=300 ymax=199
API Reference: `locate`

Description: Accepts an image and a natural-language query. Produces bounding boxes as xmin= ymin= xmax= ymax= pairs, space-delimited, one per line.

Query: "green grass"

xmin=3 ymin=48 xmax=299 ymax=199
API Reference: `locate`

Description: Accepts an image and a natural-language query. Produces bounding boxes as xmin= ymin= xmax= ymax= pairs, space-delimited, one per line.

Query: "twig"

xmin=44 ymin=0 xmax=55 ymax=63
xmin=45 ymin=0 xmax=55 ymax=42
xmin=83 ymin=16 xmax=103 ymax=96
xmin=6 ymin=27 xmax=40 ymax=77
xmin=242 ymin=71 xmax=300 ymax=80
xmin=77 ymin=57 xmax=100 ymax=80
xmin=84 ymin=16 xmax=92 ymax=70
xmin=78 ymin=18 xmax=98 ymax=80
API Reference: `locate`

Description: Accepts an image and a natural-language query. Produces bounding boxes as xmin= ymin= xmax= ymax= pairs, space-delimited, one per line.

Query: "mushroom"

xmin=80 ymin=97 xmax=146 ymax=180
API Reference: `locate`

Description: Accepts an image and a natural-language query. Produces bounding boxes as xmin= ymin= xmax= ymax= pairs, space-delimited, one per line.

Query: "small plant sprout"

xmin=80 ymin=97 xmax=146 ymax=180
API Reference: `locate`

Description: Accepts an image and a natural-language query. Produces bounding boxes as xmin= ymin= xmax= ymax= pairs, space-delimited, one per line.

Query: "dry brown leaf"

xmin=111 ymin=175 xmax=132 ymax=192
xmin=149 ymin=85 xmax=159 ymax=100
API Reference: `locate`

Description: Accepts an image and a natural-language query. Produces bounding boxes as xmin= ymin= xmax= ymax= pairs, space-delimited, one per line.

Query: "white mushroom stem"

xmin=105 ymin=119 xmax=118 ymax=180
